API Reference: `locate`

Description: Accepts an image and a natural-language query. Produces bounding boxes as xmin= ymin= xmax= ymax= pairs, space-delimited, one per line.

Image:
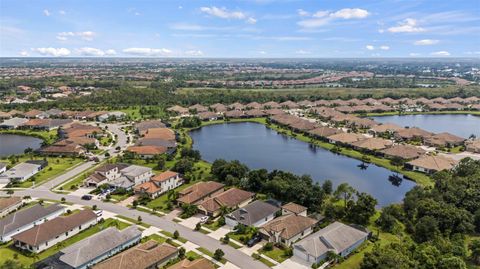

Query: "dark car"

xmin=81 ymin=195 xmax=93 ymax=200
xmin=247 ymin=234 xmax=262 ymax=247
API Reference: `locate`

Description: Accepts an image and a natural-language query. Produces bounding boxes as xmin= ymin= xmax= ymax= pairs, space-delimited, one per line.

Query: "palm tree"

xmin=334 ymin=183 xmax=355 ymax=209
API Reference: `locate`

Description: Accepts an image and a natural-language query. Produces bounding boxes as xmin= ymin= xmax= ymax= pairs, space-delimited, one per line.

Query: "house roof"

xmin=0 ymin=196 xmax=22 ymax=212
xmin=127 ymin=145 xmax=167 ymax=155
xmin=380 ymin=144 xmax=426 ymax=160
xmin=189 ymin=104 xmax=208 ymax=112
xmin=281 ymin=202 xmax=307 ymax=214
xmin=370 ymin=123 xmax=403 ymax=133
xmin=0 ymin=203 xmax=62 ymax=237
xmin=199 ymin=188 xmax=254 ymax=214
xmin=407 ymin=155 xmax=458 ymax=172
xmin=246 ymin=102 xmax=262 ymax=109
xmin=263 ymin=101 xmax=281 ymax=108
xmin=24 ymin=109 xmax=43 ymax=118
xmin=13 ymin=209 xmax=97 ymax=247
xmin=167 ymin=105 xmax=189 ymax=114
xmin=327 ymin=133 xmax=366 ymax=144
xmin=134 ymin=181 xmax=161 ymax=194
xmin=92 ymin=241 xmax=178 ymax=269
xmin=40 ymin=143 xmax=85 ymax=155
xmin=2 ymin=162 xmax=42 ymax=179
xmin=135 ymin=120 xmax=166 ymax=134
xmin=424 ymin=132 xmax=465 ymax=146
xmin=244 ymin=109 xmax=266 ymax=117
xmin=152 ymin=171 xmax=179 ymax=183
xmin=210 ymin=103 xmax=227 ymax=112
xmin=169 ymin=258 xmax=215 ymax=269
xmin=261 ymin=214 xmax=317 ymax=240
xmin=177 ymin=181 xmax=225 ymax=205
xmin=293 ymin=221 xmax=369 ymax=258
xmin=308 ymin=127 xmax=342 ymax=138
xmin=59 ymin=226 xmax=142 ymax=268
xmin=120 ymin=165 xmax=152 ymax=178
xmin=224 ymin=110 xmax=244 ymax=118
xmin=227 ymin=200 xmax=280 ymax=226
xmin=394 ymin=127 xmax=433 ymax=139
xmin=136 ymin=138 xmax=176 ymax=148
xmin=143 ymin=128 xmax=175 ymax=141
xmin=197 ymin=111 xmax=218 ymax=120
xmin=351 ymin=138 xmax=393 ymax=151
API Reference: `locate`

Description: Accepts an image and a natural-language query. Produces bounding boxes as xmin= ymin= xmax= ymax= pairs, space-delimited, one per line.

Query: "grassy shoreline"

xmin=188 ymin=117 xmax=433 ymax=187
xmin=0 ymin=129 xmax=58 ymax=145
xmin=360 ymin=110 xmax=480 ymax=117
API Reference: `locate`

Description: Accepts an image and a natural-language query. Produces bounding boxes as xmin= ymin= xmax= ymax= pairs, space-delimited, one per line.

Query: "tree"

xmin=438 ymin=256 xmax=467 ymax=269
xmin=360 ymin=243 xmax=417 ymax=269
xmin=322 ymin=180 xmax=333 ymax=195
xmin=178 ymin=247 xmax=186 ymax=259
xmin=414 ymin=216 xmax=440 ymax=243
xmin=173 ymin=230 xmax=179 ymax=239
xmin=334 ymin=183 xmax=356 ymax=209
xmin=213 ymin=249 xmax=225 ymax=261
xmin=376 ymin=210 xmax=397 ymax=232
xmin=348 ymin=193 xmax=377 ymax=225
xmin=173 ymin=159 xmax=194 ymax=174
xmin=470 ymin=240 xmax=480 ymax=265
xmin=1 ymin=260 xmax=26 ymax=269
xmin=195 ymin=222 xmax=202 ymax=231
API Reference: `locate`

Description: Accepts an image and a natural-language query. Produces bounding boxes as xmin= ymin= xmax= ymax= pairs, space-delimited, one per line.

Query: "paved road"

xmin=8 ymin=189 xmax=269 ymax=269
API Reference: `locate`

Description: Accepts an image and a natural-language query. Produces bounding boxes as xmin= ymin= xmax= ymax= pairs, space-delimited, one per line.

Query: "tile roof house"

xmin=40 ymin=141 xmax=86 ymax=157
xmin=83 ymin=164 xmax=129 ymax=187
xmin=135 ymin=120 xmax=166 ymax=135
xmin=0 ymin=117 xmax=29 ymax=129
xmin=134 ymin=171 xmax=183 ymax=199
xmin=92 ymin=240 xmax=178 ymax=269
xmin=263 ymin=101 xmax=281 ymax=109
xmin=394 ymin=127 xmax=433 ymax=141
xmin=13 ymin=209 xmax=98 ymax=253
xmin=168 ymin=258 xmax=215 ymax=269
xmin=293 ymin=222 xmax=369 ymax=265
xmin=226 ymin=200 xmax=280 ymax=228
xmin=55 ymin=226 xmax=142 ymax=269
xmin=327 ymin=133 xmax=367 ymax=145
xmin=0 ymin=204 xmax=65 ymax=242
xmin=308 ymin=127 xmax=342 ymax=139
xmin=246 ymin=102 xmax=263 ymax=110
xmin=244 ymin=109 xmax=267 ymax=118
xmin=197 ymin=111 xmax=219 ymax=121
xmin=280 ymin=101 xmax=299 ymax=109
xmin=189 ymin=104 xmax=208 ymax=113
xmin=177 ymin=181 xmax=225 ymax=205
xmin=281 ymin=202 xmax=308 ymax=217
xmin=198 ymin=188 xmax=254 ymax=217
xmin=109 ymin=165 xmax=153 ymax=190
xmin=407 ymin=155 xmax=458 ymax=174
xmin=466 ymin=139 xmax=480 ymax=153
xmin=424 ymin=132 xmax=465 ymax=148
xmin=369 ymin=123 xmax=403 ymax=134
xmin=350 ymin=138 xmax=393 ymax=151
xmin=224 ymin=110 xmax=245 ymax=118
xmin=210 ymin=103 xmax=228 ymax=112
xmin=260 ymin=214 xmax=318 ymax=246
xmin=142 ymin=128 xmax=176 ymax=141
xmin=22 ymin=119 xmax=73 ymax=131
xmin=167 ymin=105 xmax=189 ymax=115
xmin=126 ymin=145 xmax=168 ymax=159
xmin=229 ymin=102 xmax=245 ymax=111
xmin=380 ymin=144 xmax=426 ymax=160
xmin=0 ymin=196 xmax=23 ymax=218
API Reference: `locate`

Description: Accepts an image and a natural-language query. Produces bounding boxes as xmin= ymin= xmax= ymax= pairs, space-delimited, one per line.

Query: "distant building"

xmin=98 ymin=111 xmax=126 ymax=122
xmin=0 ymin=196 xmax=23 ymax=218
xmin=0 ymin=117 xmax=29 ymax=129
xmin=260 ymin=214 xmax=318 ymax=246
xmin=406 ymin=155 xmax=458 ymax=174
xmin=176 ymin=181 xmax=225 ymax=206
xmin=226 ymin=200 xmax=280 ymax=228
xmin=197 ymin=188 xmax=254 ymax=217
xmin=134 ymin=171 xmax=183 ymax=199
xmin=0 ymin=161 xmax=45 ymax=182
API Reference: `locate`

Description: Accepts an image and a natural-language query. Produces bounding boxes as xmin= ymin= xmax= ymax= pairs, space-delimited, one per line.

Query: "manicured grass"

xmin=196 ymin=247 xmax=227 ymax=264
xmin=141 ymin=233 xmax=167 ymax=244
xmin=0 ymin=218 xmax=129 ymax=267
xmin=4 ymin=156 xmax=84 ymax=188
xmin=58 ymin=160 xmax=108 ymax=191
xmin=115 ymin=215 xmax=151 ymax=228
xmin=252 ymin=254 xmax=276 ymax=267
xmin=144 ymin=180 xmax=199 ymax=212
xmin=259 ymin=247 xmax=290 ymax=263
xmin=159 ymin=230 xmax=188 ymax=243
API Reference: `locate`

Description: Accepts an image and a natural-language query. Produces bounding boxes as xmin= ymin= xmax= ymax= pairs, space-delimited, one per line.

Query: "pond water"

xmin=0 ymin=134 xmax=43 ymax=157
xmin=190 ymin=122 xmax=416 ymax=207
xmin=371 ymin=114 xmax=480 ymax=139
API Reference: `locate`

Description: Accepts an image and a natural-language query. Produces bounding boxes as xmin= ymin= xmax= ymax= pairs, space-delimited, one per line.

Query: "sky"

xmin=0 ymin=0 xmax=479 ymax=58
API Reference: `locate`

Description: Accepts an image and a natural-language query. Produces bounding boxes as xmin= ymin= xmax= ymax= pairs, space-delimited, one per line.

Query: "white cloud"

xmin=409 ymin=53 xmax=421 ymax=56
xmin=134 ymin=12 xmax=141 ymax=16
xmin=295 ymin=49 xmax=310 ymax=55
xmin=105 ymin=49 xmax=117 ymax=55
xmin=366 ymin=45 xmax=374 ymax=50
xmin=59 ymin=10 xmax=66 ymax=15
xmin=184 ymin=50 xmax=204 ymax=57
xmin=414 ymin=39 xmax=439 ymax=45
xmin=32 ymin=47 xmax=71 ymax=57
xmin=431 ymin=51 xmax=450 ymax=56
xmin=298 ymin=8 xmax=369 ymax=28
xmin=330 ymin=8 xmax=369 ymax=19
xmin=297 ymin=9 xmax=310 ymax=17
xmin=380 ymin=45 xmax=390 ymax=50
xmin=258 ymin=50 xmax=267 ymax=55
xmin=76 ymin=47 xmax=107 ymax=56
xmin=387 ymin=18 xmax=425 ymax=33
xmin=19 ymin=50 xmax=29 ymax=57
xmin=122 ymin=47 xmax=172 ymax=56
xmin=57 ymin=31 xmax=95 ymax=41
xmin=200 ymin=6 xmax=256 ymax=24
xmin=43 ymin=9 xmax=51 ymax=16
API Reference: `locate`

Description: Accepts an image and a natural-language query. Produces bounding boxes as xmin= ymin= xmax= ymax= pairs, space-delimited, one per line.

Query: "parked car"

xmin=247 ymin=234 xmax=262 ymax=247
xmin=200 ymin=216 xmax=209 ymax=224
xmin=81 ymin=195 xmax=93 ymax=200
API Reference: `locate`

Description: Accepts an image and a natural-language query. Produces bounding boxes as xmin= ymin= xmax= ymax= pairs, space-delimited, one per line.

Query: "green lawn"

xmin=0 ymin=218 xmax=130 ymax=267
xmin=144 ymin=180 xmax=199 ymax=212
xmin=141 ymin=233 xmax=167 ymax=244
xmin=196 ymin=247 xmax=227 ymax=264
xmin=259 ymin=247 xmax=290 ymax=263
xmin=252 ymin=253 xmax=276 ymax=267
xmin=115 ymin=215 xmax=151 ymax=228
xmin=5 ymin=156 xmax=84 ymax=188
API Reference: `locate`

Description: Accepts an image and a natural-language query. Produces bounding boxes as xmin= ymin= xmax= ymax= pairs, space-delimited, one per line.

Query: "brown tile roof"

xmin=407 ymin=155 xmax=458 ymax=172
xmin=246 ymin=102 xmax=263 ymax=109
xmin=24 ymin=109 xmax=43 ymax=118
xmin=40 ymin=142 xmax=86 ymax=155
xmin=394 ymin=127 xmax=433 ymax=140
xmin=169 ymin=258 xmax=215 ymax=269
xmin=380 ymin=144 xmax=426 ymax=160
xmin=189 ymin=104 xmax=208 ymax=113
xmin=93 ymin=241 xmax=178 ymax=269
xmin=264 ymin=109 xmax=285 ymax=116
xmin=152 ymin=171 xmax=179 ymax=183
xmin=143 ymin=128 xmax=175 ymax=141
xmin=229 ymin=102 xmax=245 ymax=110
xmin=167 ymin=105 xmax=189 ymax=114
xmin=261 ymin=214 xmax=317 ymax=240
xmin=424 ymin=132 xmax=465 ymax=147
xmin=279 ymin=101 xmax=299 ymax=109
xmin=308 ymin=127 xmax=342 ymax=138
xmin=199 ymin=188 xmax=254 ymax=214
xmin=370 ymin=123 xmax=403 ymax=133
xmin=281 ymin=202 xmax=307 ymax=214
xmin=263 ymin=101 xmax=280 ymax=109
xmin=224 ymin=110 xmax=244 ymax=118
xmin=351 ymin=138 xmax=393 ymax=151
xmin=327 ymin=132 xmax=366 ymax=144
xmin=210 ymin=103 xmax=227 ymax=112
xmin=127 ymin=145 xmax=167 ymax=155
xmin=244 ymin=109 xmax=267 ymax=117
xmin=177 ymin=181 xmax=225 ymax=205
xmin=13 ymin=209 xmax=97 ymax=247
xmin=0 ymin=196 xmax=22 ymax=212
xmin=134 ymin=181 xmax=161 ymax=194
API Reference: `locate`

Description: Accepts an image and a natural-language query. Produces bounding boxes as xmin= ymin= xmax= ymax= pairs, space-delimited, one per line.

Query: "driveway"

xmin=208 ymin=225 xmax=232 ymax=240
xmin=274 ymin=257 xmax=311 ymax=269
xmin=179 ymin=214 xmax=203 ymax=230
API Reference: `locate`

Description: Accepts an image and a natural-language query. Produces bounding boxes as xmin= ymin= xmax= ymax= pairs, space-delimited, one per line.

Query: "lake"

xmin=190 ymin=122 xmax=416 ymax=207
xmin=0 ymin=134 xmax=43 ymax=157
xmin=371 ymin=114 xmax=480 ymax=138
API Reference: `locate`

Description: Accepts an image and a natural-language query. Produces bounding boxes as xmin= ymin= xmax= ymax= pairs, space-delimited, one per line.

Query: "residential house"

xmin=176 ymin=181 xmax=225 ymax=206
xmin=350 ymin=138 xmax=393 ymax=152
xmin=327 ymin=132 xmax=366 ymax=145
xmin=0 ymin=196 xmax=23 ymax=218
xmin=189 ymin=104 xmax=208 ymax=113
xmin=394 ymin=127 xmax=433 ymax=141
xmin=169 ymin=258 xmax=215 ymax=269
xmin=24 ymin=109 xmax=44 ymax=119
xmin=197 ymin=111 xmax=219 ymax=121
xmin=109 ymin=165 xmax=153 ymax=190
xmin=83 ymin=164 xmax=128 ymax=187
xmin=263 ymin=101 xmax=281 ymax=109
xmin=126 ymin=145 xmax=168 ymax=159
xmin=40 ymin=226 xmax=142 ymax=269
xmin=380 ymin=144 xmax=426 ymax=160
xmin=198 ymin=188 xmax=254 ymax=217
xmin=424 ymin=132 xmax=465 ymax=148
xmin=92 ymin=240 xmax=178 ymax=269
xmin=246 ymin=102 xmax=263 ymax=110
xmin=406 ymin=155 xmax=458 ymax=174
xmin=369 ymin=123 xmax=403 ymax=136
xmin=225 ymin=200 xmax=280 ymax=228
xmin=0 ymin=117 xmax=29 ymax=129
xmin=224 ymin=110 xmax=244 ymax=118
xmin=281 ymin=202 xmax=307 ymax=217
xmin=40 ymin=141 xmax=86 ymax=157
xmin=142 ymin=128 xmax=176 ymax=141
xmin=135 ymin=120 xmax=166 ymax=135
xmin=466 ymin=139 xmax=480 ymax=153
xmin=98 ymin=111 xmax=126 ymax=122
xmin=0 ymin=204 xmax=64 ymax=242
xmin=210 ymin=103 xmax=228 ymax=113
xmin=293 ymin=222 xmax=369 ymax=265
xmin=0 ymin=161 xmax=45 ymax=182
xmin=13 ymin=209 xmax=98 ymax=253
xmin=167 ymin=105 xmax=189 ymax=115
xmin=307 ymin=127 xmax=342 ymax=140
xmin=260 ymin=214 xmax=318 ymax=246
xmin=229 ymin=102 xmax=245 ymax=111
xmin=22 ymin=119 xmax=73 ymax=131
xmin=134 ymin=171 xmax=183 ymax=199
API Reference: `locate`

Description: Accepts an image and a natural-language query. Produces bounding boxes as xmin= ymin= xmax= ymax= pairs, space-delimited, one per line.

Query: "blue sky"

xmin=1 ymin=0 xmax=479 ymax=57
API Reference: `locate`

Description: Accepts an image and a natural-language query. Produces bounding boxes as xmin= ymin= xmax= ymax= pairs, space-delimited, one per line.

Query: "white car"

xmin=200 ymin=216 xmax=209 ymax=223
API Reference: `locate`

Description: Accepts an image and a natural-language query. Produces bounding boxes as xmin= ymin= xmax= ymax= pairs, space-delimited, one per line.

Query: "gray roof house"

xmin=0 ymin=162 xmax=44 ymax=183
xmin=293 ymin=222 xmax=369 ymax=265
xmin=54 ymin=226 xmax=142 ymax=269
xmin=0 ymin=117 xmax=29 ymax=129
xmin=225 ymin=200 xmax=280 ymax=228
xmin=109 ymin=165 xmax=153 ymax=190
xmin=0 ymin=203 xmax=64 ymax=242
